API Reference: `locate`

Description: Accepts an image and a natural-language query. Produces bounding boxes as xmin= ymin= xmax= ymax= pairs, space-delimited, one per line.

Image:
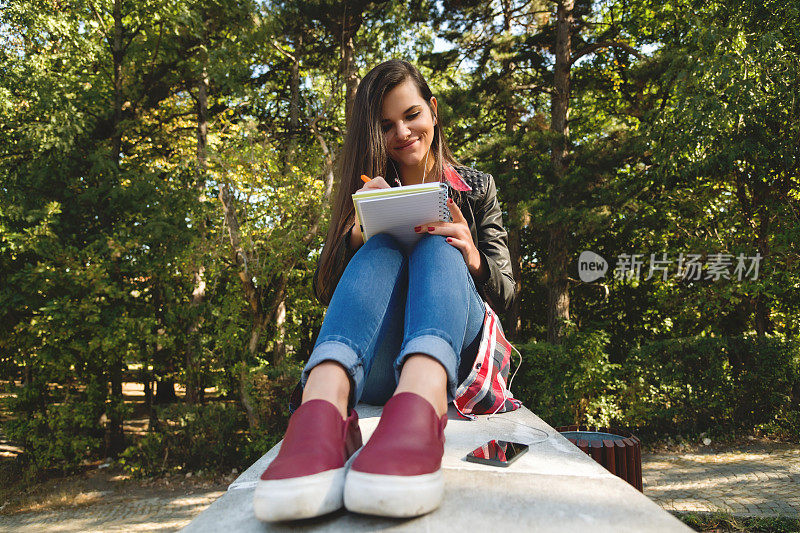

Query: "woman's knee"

xmin=363 ymin=233 xmax=404 ymax=254
xmin=350 ymin=233 xmax=406 ymax=274
xmin=411 ymin=233 xmax=459 ymax=261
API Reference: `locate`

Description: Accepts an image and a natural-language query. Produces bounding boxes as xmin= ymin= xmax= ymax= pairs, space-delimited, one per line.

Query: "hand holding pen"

xmin=359 ymin=174 xmax=391 ymax=191
xmin=350 ymin=175 xmax=390 ymax=249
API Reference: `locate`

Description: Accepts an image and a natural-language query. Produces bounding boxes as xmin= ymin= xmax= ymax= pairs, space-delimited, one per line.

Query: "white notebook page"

xmin=355 ymin=189 xmax=446 ymax=251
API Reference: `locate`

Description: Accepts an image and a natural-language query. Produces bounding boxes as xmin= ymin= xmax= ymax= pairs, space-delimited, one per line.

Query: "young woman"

xmin=253 ymin=59 xmax=515 ymax=522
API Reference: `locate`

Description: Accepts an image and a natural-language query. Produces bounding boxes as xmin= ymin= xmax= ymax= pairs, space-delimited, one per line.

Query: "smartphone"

xmin=465 ymin=440 xmax=529 ymax=467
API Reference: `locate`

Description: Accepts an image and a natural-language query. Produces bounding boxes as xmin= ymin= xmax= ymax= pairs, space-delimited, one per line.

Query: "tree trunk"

xmin=753 ymin=218 xmax=773 ymax=336
xmin=342 ymin=33 xmax=358 ymax=127
xmin=140 ymin=348 xmax=159 ymax=431
xmin=111 ymin=0 xmax=123 ymax=166
xmin=196 ymin=67 xmax=209 ymax=168
xmin=273 ymin=299 xmax=288 ymax=363
xmin=287 ymin=34 xmax=301 ymax=165
xmin=184 ymin=264 xmax=205 ymax=404
xmin=185 ymin=67 xmax=210 ymax=404
xmin=238 ymin=306 xmax=275 ymax=430
xmin=297 ymin=312 xmax=316 ymax=361
xmin=108 ymin=363 xmax=125 ymax=456
xmin=754 ymin=294 xmax=773 ymax=336
xmin=154 ymin=378 xmax=178 ymax=404
xmin=151 ymin=280 xmax=177 ymax=405
xmin=722 ymin=298 xmax=750 ymax=336
xmin=238 ymin=365 xmax=260 ymax=430
xmin=546 ymin=0 xmax=574 ymax=344
xmin=501 ymin=60 xmax=522 ymax=339
xmin=546 ymin=224 xmax=570 ymax=343
xmin=218 ymin=181 xmax=263 ymax=428
xmin=143 ymin=375 xmax=157 ymax=430
xmin=219 ymin=184 xmax=259 ymax=312
xmin=736 ymin=177 xmax=774 ymax=337
xmin=271 ymin=35 xmax=302 ymax=364
xmin=248 ymin=273 xmax=291 ymax=359
xmin=104 ymin=0 xmax=126 ymax=456
xmin=247 ymin=311 xmax=268 ymax=356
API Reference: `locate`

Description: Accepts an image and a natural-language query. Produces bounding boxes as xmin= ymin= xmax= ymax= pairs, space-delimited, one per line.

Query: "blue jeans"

xmin=302 ymin=233 xmax=486 ymax=407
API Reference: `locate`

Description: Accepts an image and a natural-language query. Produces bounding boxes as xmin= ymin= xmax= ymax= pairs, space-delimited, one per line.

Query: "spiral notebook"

xmin=352 ymin=182 xmax=451 ymax=251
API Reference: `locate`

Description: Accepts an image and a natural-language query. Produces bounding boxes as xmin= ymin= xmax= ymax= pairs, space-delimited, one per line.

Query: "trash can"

xmin=556 ymin=425 xmax=642 ymax=492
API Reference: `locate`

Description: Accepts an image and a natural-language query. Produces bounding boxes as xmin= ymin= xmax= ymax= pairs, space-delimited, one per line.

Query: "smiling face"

xmin=380 ymin=79 xmax=438 ymax=181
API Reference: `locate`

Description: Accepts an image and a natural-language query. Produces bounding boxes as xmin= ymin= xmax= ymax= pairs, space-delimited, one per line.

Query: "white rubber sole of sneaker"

xmin=344 ymin=469 xmax=444 ymax=518
xmin=253 ymin=466 xmax=346 ymax=522
xmin=253 ymin=450 xmax=362 ymax=522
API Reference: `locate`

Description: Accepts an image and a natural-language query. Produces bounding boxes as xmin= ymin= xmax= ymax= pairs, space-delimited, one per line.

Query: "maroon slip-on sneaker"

xmin=344 ymin=392 xmax=447 ymax=517
xmin=253 ymin=399 xmax=362 ymax=522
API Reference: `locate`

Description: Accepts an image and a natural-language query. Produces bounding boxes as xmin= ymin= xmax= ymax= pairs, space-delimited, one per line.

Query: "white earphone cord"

xmin=422 ymin=145 xmax=429 ymax=184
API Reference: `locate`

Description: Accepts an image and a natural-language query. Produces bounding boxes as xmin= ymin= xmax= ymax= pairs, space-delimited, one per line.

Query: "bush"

xmin=5 ymin=378 xmax=109 ymax=474
xmin=120 ymin=402 xmax=270 ymax=477
xmin=238 ymin=360 xmax=302 ymax=437
xmin=729 ymin=335 xmax=800 ymax=429
xmin=621 ymin=336 xmax=734 ymax=437
xmin=621 ymin=334 xmax=800 ymax=439
xmin=120 ymin=360 xmax=302 ymax=477
xmin=513 ymin=328 xmax=623 ymax=428
xmin=512 ymin=332 xmax=800 ymax=441
xmin=758 ymin=409 xmax=800 ymax=441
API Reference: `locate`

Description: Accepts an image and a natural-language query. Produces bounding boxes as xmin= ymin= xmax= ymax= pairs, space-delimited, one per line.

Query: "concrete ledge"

xmin=182 ymin=404 xmax=690 ymax=532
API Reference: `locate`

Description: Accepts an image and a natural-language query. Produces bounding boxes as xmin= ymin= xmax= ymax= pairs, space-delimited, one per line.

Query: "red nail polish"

xmin=414 ymin=226 xmax=420 ymax=231
xmin=446 ymin=237 xmax=452 ymax=242
xmin=428 ymin=227 xmax=435 ymax=231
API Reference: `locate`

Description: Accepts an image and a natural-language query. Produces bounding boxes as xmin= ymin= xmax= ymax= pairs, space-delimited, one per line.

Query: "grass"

xmin=674 ymin=511 xmax=800 ymax=532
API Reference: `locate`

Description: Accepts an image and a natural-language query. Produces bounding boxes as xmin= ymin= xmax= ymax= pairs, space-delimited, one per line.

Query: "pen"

xmin=361 ymin=174 xmax=402 ymax=187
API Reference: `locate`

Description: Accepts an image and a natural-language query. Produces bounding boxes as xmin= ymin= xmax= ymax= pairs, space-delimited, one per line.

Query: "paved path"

xmin=2 ymin=442 xmax=798 ymax=531
xmin=643 ymin=442 xmax=800 ymax=517
xmin=0 ymin=489 xmax=224 ymax=532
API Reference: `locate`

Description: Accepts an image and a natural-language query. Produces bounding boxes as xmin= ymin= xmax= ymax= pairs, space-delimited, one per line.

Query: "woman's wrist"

xmin=467 ymin=248 xmax=488 ymax=281
xmin=349 ymin=222 xmax=364 ymax=250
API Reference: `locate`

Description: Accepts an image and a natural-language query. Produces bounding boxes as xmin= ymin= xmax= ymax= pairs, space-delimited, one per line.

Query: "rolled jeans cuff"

xmin=396 ymin=331 xmax=459 ymax=401
xmin=301 ymin=338 xmax=363 ymax=407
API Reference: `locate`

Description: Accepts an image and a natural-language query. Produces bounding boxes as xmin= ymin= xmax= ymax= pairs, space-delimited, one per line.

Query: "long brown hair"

xmin=316 ymin=60 xmax=459 ymax=297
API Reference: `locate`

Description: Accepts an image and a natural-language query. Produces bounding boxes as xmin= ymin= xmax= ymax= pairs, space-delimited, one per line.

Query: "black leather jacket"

xmin=312 ymin=166 xmax=516 ymax=314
